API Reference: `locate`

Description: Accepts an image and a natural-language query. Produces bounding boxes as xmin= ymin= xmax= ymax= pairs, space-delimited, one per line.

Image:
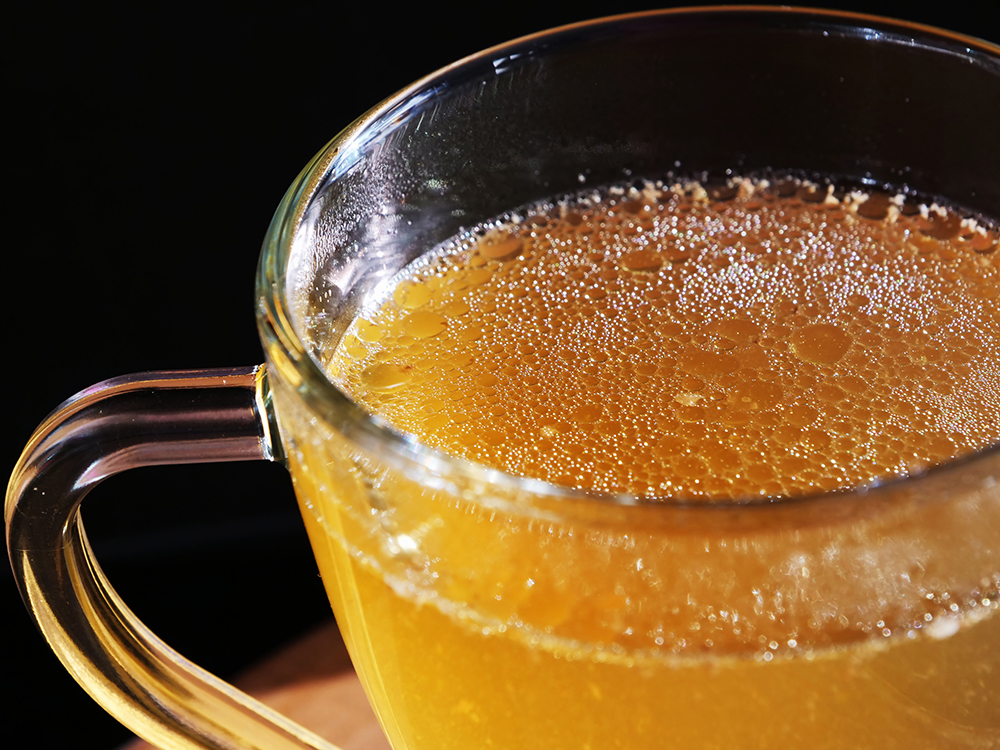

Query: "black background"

xmin=4 ymin=2 xmax=1000 ymax=748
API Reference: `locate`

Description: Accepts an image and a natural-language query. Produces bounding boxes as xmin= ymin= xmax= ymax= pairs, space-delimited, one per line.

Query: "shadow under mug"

xmin=8 ymin=7 xmax=1000 ymax=749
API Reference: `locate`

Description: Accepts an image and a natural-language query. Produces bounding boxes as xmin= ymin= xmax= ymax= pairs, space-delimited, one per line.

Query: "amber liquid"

xmin=284 ymin=178 xmax=1000 ymax=748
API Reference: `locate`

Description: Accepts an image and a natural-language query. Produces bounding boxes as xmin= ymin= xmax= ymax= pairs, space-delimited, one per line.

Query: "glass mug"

xmin=8 ymin=7 xmax=1000 ymax=749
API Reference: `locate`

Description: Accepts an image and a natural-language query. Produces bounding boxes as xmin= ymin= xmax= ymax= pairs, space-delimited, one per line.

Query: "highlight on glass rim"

xmin=7 ymin=6 xmax=1000 ymax=750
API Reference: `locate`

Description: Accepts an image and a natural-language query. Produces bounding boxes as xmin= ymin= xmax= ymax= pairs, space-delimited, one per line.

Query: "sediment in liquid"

xmin=327 ymin=177 xmax=1000 ymax=500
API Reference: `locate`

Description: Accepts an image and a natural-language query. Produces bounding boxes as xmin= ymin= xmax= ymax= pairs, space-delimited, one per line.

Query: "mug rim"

xmin=255 ymin=5 xmax=1000 ymax=514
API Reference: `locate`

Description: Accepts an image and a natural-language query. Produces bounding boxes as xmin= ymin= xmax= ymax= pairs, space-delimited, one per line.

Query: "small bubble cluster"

xmin=326 ymin=177 xmax=1000 ymax=500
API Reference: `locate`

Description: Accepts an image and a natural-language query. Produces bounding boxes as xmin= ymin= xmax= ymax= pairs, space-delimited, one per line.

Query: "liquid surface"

xmin=278 ymin=176 xmax=1000 ymax=749
xmin=327 ymin=177 xmax=1000 ymax=499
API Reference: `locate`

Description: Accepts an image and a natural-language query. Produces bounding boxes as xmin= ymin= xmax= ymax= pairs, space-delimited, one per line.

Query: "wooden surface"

xmin=121 ymin=621 xmax=390 ymax=750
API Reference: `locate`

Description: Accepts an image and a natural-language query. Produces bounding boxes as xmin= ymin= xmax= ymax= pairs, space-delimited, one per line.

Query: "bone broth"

xmin=282 ymin=177 xmax=1000 ymax=748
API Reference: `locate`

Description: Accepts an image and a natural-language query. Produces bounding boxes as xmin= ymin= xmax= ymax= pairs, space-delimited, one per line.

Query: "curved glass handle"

xmin=5 ymin=365 xmax=342 ymax=750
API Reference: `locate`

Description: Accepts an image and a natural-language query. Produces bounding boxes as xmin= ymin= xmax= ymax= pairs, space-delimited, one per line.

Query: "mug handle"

xmin=6 ymin=365 xmax=342 ymax=750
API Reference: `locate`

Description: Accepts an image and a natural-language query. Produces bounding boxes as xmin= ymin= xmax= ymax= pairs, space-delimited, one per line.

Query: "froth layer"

xmin=327 ymin=177 xmax=1000 ymax=500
